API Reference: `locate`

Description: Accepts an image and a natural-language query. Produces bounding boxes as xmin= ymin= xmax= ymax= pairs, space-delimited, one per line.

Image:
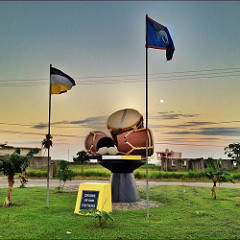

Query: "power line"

xmin=0 ymin=67 xmax=239 ymax=85
xmin=0 ymin=129 xmax=85 ymax=138
xmin=73 ymin=67 xmax=240 ymax=79
xmin=0 ymin=122 xmax=88 ymax=129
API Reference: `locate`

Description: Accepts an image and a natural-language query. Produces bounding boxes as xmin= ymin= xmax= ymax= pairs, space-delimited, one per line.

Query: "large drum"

xmin=107 ymin=108 xmax=143 ymax=143
xmin=85 ymin=131 xmax=114 ymax=155
xmin=116 ymin=128 xmax=154 ymax=156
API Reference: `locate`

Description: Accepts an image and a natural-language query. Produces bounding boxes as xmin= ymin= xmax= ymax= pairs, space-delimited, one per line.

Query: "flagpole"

xmin=145 ymin=14 xmax=150 ymax=218
xmin=46 ymin=64 xmax=52 ymax=208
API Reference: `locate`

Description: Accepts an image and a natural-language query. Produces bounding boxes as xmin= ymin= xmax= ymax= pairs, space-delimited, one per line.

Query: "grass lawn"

xmin=25 ymin=163 xmax=240 ymax=182
xmin=0 ymin=185 xmax=240 ymax=239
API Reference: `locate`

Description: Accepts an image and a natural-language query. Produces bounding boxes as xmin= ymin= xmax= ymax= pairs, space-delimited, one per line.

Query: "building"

xmin=0 ymin=143 xmax=43 ymax=157
xmin=0 ymin=144 xmax=57 ymax=177
xmin=156 ymin=149 xmax=235 ymax=171
xmin=156 ymin=149 xmax=182 ymax=171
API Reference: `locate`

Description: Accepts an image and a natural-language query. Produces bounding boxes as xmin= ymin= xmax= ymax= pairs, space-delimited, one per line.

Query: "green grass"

xmin=25 ymin=163 xmax=240 ymax=182
xmin=0 ymin=185 xmax=240 ymax=239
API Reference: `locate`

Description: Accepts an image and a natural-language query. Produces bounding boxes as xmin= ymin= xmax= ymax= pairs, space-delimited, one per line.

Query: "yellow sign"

xmin=74 ymin=183 xmax=112 ymax=215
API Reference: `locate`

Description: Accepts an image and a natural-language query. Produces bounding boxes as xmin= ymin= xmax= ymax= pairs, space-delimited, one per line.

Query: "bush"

xmin=149 ymin=172 xmax=162 ymax=179
xmin=187 ymin=171 xmax=207 ymax=179
xmin=231 ymin=173 xmax=240 ymax=180
xmin=26 ymin=169 xmax=47 ymax=178
xmin=82 ymin=170 xmax=110 ymax=178
xmin=134 ymin=171 xmax=146 ymax=179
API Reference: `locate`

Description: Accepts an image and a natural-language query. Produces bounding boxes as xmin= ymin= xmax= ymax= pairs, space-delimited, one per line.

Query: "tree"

xmin=56 ymin=160 xmax=75 ymax=192
xmin=41 ymin=134 xmax=53 ymax=149
xmin=80 ymin=209 xmax=113 ymax=228
xmin=73 ymin=150 xmax=89 ymax=163
xmin=224 ymin=143 xmax=240 ymax=165
xmin=205 ymin=158 xmax=233 ymax=200
xmin=0 ymin=148 xmax=39 ymax=207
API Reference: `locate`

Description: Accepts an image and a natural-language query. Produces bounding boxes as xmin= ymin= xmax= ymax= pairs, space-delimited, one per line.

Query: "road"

xmin=0 ymin=177 xmax=239 ymax=189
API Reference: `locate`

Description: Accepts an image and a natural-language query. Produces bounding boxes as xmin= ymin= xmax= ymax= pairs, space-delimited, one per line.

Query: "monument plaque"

xmin=74 ymin=183 xmax=112 ymax=215
xmin=80 ymin=190 xmax=99 ymax=210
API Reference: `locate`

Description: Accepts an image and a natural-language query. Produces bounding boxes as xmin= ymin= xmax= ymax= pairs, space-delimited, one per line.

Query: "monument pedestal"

xmin=89 ymin=155 xmax=146 ymax=203
xmin=111 ymin=173 xmax=139 ymax=202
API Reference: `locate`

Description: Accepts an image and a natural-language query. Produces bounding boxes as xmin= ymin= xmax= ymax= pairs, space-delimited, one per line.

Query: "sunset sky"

xmin=0 ymin=1 xmax=240 ymax=160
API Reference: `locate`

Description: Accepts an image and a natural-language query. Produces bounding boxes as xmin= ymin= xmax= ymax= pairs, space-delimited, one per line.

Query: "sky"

xmin=0 ymin=1 xmax=240 ymax=160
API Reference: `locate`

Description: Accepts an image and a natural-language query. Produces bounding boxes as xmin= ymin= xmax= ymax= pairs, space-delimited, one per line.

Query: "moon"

xmin=160 ymin=99 xmax=164 ymax=103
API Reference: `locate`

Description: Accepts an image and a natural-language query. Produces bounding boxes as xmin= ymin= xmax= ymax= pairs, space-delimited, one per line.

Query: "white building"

xmin=0 ymin=144 xmax=43 ymax=157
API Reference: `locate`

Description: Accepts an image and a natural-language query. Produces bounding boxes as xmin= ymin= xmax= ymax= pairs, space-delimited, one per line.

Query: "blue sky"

xmin=0 ymin=1 xmax=240 ymax=160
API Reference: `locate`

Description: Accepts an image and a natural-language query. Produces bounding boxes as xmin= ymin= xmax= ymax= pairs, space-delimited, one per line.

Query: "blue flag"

xmin=146 ymin=15 xmax=175 ymax=61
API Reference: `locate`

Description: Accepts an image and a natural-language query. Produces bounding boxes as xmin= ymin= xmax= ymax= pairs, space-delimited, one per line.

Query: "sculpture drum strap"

xmin=116 ymin=128 xmax=154 ymax=156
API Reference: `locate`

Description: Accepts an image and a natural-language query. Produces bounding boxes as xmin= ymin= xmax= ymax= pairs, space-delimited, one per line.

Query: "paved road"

xmin=0 ymin=177 xmax=239 ymax=189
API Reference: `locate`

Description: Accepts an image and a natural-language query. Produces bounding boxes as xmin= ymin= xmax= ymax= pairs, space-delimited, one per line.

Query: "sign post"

xmin=74 ymin=183 xmax=112 ymax=215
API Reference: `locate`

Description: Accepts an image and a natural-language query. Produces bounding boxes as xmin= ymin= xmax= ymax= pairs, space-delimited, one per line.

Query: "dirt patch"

xmin=112 ymin=200 xmax=162 ymax=210
xmin=58 ymin=185 xmax=79 ymax=191
xmin=63 ymin=185 xmax=161 ymax=210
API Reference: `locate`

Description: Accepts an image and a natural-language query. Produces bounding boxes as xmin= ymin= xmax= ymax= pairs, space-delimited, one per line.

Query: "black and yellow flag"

xmin=50 ymin=67 xmax=76 ymax=94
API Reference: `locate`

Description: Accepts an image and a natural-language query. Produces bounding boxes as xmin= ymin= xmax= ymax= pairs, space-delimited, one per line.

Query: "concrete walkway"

xmin=0 ymin=177 xmax=239 ymax=189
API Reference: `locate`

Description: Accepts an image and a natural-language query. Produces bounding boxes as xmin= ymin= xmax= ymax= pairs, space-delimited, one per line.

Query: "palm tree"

xmin=206 ymin=158 xmax=233 ymax=200
xmin=42 ymin=134 xmax=53 ymax=149
xmin=0 ymin=148 xmax=39 ymax=207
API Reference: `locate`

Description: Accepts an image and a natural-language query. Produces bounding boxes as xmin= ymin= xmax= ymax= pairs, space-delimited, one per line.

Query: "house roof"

xmin=0 ymin=144 xmax=41 ymax=150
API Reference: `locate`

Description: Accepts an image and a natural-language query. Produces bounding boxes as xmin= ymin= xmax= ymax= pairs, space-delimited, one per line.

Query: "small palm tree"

xmin=0 ymin=148 xmax=39 ymax=207
xmin=80 ymin=209 xmax=113 ymax=228
xmin=42 ymin=134 xmax=53 ymax=149
xmin=206 ymin=158 xmax=233 ymax=200
xmin=56 ymin=160 xmax=75 ymax=192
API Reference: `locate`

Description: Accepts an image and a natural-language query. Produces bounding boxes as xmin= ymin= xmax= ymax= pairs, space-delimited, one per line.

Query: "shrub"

xmin=56 ymin=160 xmax=75 ymax=191
xmin=82 ymin=171 xmax=110 ymax=178
xmin=26 ymin=169 xmax=47 ymax=178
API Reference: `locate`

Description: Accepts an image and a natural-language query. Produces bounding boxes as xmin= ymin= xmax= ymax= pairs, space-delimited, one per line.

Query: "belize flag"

xmin=146 ymin=15 xmax=175 ymax=61
xmin=50 ymin=67 xmax=76 ymax=94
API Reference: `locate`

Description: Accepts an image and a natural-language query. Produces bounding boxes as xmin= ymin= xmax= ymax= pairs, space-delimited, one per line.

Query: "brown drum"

xmin=116 ymin=128 xmax=154 ymax=156
xmin=85 ymin=131 xmax=114 ymax=155
xmin=107 ymin=108 xmax=144 ymax=143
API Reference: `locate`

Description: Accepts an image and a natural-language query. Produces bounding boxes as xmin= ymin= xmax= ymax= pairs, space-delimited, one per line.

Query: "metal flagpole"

xmin=145 ymin=14 xmax=150 ymax=217
xmin=46 ymin=64 xmax=52 ymax=208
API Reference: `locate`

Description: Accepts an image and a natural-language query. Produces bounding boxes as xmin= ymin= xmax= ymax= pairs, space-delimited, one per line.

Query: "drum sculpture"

xmin=85 ymin=131 xmax=114 ymax=155
xmin=85 ymin=108 xmax=154 ymax=203
xmin=107 ymin=108 xmax=144 ymax=144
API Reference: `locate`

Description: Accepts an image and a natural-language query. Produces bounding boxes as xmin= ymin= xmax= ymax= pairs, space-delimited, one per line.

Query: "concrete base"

xmin=111 ymin=173 xmax=140 ymax=203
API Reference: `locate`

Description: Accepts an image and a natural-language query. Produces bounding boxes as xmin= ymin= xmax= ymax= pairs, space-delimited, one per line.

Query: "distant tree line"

xmin=73 ymin=150 xmax=89 ymax=163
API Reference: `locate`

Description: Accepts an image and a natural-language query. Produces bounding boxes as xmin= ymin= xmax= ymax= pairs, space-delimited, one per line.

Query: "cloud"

xmin=199 ymin=127 xmax=240 ymax=136
xmin=32 ymin=116 xmax=107 ymax=129
xmin=179 ymin=121 xmax=215 ymax=127
xmin=149 ymin=121 xmax=214 ymax=129
xmin=69 ymin=116 xmax=106 ymax=125
xmin=150 ymin=120 xmax=240 ymax=130
xmin=154 ymin=111 xmax=199 ymax=120
xmin=32 ymin=123 xmax=48 ymax=129
xmin=167 ymin=127 xmax=240 ymax=136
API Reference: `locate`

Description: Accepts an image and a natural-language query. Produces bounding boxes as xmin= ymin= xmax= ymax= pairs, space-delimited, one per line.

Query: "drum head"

xmin=107 ymin=108 xmax=143 ymax=132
